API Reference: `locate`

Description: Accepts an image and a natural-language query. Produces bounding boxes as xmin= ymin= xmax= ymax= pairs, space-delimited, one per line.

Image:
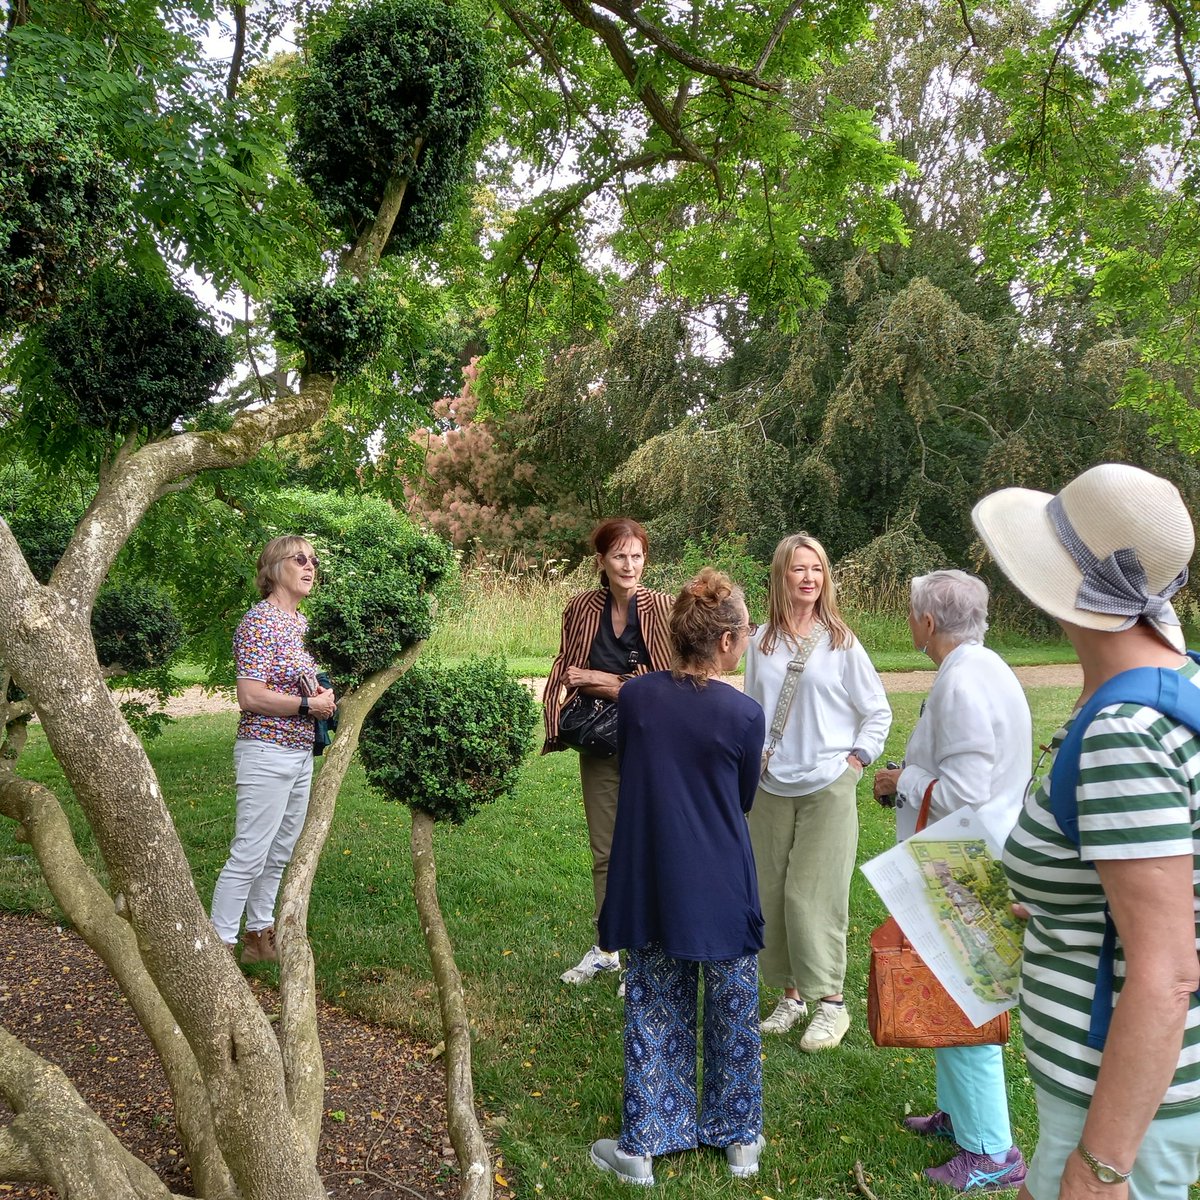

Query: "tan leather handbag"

xmin=867 ymin=781 xmax=1011 ymax=1049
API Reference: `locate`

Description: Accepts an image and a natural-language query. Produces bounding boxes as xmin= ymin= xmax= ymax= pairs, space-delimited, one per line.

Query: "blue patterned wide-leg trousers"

xmin=618 ymin=942 xmax=762 ymax=1157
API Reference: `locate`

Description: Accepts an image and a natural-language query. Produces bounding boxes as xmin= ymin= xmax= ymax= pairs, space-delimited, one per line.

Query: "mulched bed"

xmin=0 ymin=913 xmax=458 ymax=1199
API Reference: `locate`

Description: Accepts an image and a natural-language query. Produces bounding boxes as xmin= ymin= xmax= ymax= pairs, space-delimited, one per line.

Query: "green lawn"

xmin=1 ymin=686 xmax=1088 ymax=1198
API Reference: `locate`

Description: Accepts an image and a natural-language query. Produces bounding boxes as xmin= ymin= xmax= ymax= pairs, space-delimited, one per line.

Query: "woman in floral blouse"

xmin=210 ymin=535 xmax=336 ymax=964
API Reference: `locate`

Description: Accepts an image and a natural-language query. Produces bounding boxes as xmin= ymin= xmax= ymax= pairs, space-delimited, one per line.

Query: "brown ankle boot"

xmin=240 ymin=927 xmax=277 ymax=964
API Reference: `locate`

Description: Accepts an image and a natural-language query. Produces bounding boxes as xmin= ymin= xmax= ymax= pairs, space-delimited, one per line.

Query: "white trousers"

xmin=210 ymin=739 xmax=313 ymax=941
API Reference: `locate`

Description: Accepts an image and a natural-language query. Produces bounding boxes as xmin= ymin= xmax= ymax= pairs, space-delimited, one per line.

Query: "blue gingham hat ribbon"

xmin=1048 ymin=494 xmax=1188 ymax=629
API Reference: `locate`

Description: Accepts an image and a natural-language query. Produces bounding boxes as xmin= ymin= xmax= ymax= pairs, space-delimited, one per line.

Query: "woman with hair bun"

xmin=543 ymin=518 xmax=674 ymax=986
xmin=589 ymin=568 xmax=768 ymax=1187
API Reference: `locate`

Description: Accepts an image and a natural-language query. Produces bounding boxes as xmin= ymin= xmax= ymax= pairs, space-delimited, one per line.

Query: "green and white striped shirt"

xmin=1003 ymin=662 xmax=1200 ymax=1113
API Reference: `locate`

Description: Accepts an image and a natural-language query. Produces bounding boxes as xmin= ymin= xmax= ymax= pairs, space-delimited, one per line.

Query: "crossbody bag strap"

xmin=763 ymin=625 xmax=825 ymax=768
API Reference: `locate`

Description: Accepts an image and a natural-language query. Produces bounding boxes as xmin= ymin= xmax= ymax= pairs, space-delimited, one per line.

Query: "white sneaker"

xmin=726 ymin=1134 xmax=766 ymax=1178
xmin=760 ymin=996 xmax=807 ymax=1034
xmin=799 ymin=1000 xmax=850 ymax=1051
xmin=590 ymin=1139 xmax=654 ymax=1185
xmin=561 ymin=945 xmax=620 ymax=984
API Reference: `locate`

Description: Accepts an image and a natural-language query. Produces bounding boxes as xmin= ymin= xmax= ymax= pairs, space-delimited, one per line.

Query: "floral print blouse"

xmin=234 ymin=600 xmax=317 ymax=752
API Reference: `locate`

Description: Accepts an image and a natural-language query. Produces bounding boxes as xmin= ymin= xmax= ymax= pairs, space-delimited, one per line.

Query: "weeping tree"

xmin=360 ymin=658 xmax=537 ymax=1200
xmin=0 ymin=0 xmax=491 ymax=1194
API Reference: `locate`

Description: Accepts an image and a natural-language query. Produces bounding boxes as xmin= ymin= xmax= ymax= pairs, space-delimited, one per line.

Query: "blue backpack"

xmin=1047 ymin=651 xmax=1200 ymax=1050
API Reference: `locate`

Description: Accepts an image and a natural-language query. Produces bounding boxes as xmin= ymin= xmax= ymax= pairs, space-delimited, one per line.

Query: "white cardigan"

xmin=745 ymin=627 xmax=892 ymax=798
xmin=894 ymin=641 xmax=1033 ymax=843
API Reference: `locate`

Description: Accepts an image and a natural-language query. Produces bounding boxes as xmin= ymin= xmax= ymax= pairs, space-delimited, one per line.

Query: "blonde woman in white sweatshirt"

xmin=746 ymin=533 xmax=891 ymax=1052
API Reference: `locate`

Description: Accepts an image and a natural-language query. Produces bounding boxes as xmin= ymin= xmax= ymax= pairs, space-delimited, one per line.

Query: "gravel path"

xmin=132 ymin=662 xmax=1084 ymax=719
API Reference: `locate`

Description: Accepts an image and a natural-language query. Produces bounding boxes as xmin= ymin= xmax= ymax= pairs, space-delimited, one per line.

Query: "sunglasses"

xmin=288 ymin=553 xmax=320 ymax=569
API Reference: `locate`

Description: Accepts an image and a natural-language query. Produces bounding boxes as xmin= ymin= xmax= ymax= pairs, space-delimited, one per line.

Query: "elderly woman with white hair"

xmin=872 ymin=569 xmax=1032 ymax=1193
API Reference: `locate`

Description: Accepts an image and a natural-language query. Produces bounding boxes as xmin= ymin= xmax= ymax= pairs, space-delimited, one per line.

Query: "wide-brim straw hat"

xmin=971 ymin=463 xmax=1194 ymax=653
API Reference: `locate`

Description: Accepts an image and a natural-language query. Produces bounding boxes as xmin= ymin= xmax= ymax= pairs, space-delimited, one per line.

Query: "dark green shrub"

xmin=38 ymin=266 xmax=234 ymax=433
xmin=0 ymin=93 xmax=128 ymax=330
xmin=680 ymin=535 xmax=770 ymax=623
xmin=2 ymin=488 xmax=81 ymax=584
xmin=279 ymin=490 xmax=455 ymax=687
xmin=92 ymin=581 xmax=184 ymax=674
xmin=289 ymin=0 xmax=491 ymax=255
xmin=270 ymin=276 xmax=390 ymax=376
xmin=360 ymin=657 xmax=537 ymax=824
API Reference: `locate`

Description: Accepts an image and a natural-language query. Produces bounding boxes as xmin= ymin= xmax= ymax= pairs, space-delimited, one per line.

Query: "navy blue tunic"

xmin=598 ymin=671 xmax=767 ymax=962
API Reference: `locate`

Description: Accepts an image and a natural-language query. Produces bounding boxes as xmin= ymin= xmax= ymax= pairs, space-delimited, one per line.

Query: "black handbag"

xmin=556 ymin=694 xmax=618 ymax=757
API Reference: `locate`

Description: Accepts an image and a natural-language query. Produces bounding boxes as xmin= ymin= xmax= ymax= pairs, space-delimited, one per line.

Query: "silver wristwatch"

xmin=1077 ymin=1143 xmax=1131 ymax=1185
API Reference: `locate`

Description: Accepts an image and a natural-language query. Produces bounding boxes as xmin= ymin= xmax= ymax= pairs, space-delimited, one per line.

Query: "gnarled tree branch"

xmin=410 ymin=808 xmax=492 ymax=1200
xmin=0 ymin=1026 xmax=186 ymax=1199
xmin=0 ymin=766 xmax=237 ymax=1200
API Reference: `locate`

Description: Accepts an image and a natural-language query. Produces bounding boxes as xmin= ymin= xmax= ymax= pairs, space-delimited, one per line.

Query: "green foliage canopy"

xmin=269 ymin=275 xmax=392 ymax=377
xmin=281 ymin=490 xmax=455 ymax=688
xmin=360 ymin=657 xmax=536 ymax=824
xmin=91 ymin=582 xmax=185 ymax=675
xmin=981 ymin=0 xmax=1200 ymax=447
xmin=0 ymin=91 xmax=127 ymax=331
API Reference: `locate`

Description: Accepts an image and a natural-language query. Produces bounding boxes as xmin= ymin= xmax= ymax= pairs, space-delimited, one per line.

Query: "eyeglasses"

xmin=1022 ymin=743 xmax=1053 ymax=807
xmin=732 ymin=623 xmax=760 ymax=636
xmin=288 ymin=553 xmax=320 ymax=569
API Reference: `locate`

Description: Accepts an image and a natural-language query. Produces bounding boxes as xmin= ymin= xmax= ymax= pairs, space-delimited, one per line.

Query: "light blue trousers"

xmin=935 ymin=1043 xmax=1013 ymax=1155
xmin=210 ymin=739 xmax=313 ymax=941
xmin=1027 ymin=1085 xmax=1200 ymax=1200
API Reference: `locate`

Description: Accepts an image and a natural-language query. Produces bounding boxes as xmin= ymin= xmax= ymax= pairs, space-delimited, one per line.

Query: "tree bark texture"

xmin=278 ymin=643 xmax=428 ymax=1158
xmin=409 ymin=809 xmax=493 ymax=1200
xmin=343 ymin=160 xmax=416 ymax=280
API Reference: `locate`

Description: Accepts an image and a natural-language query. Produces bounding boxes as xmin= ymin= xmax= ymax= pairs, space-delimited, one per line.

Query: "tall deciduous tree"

xmin=980 ymin=0 xmax=1200 ymax=448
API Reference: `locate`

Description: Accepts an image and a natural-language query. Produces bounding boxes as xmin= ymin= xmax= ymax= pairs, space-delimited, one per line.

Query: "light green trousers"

xmin=747 ymin=768 xmax=860 ymax=999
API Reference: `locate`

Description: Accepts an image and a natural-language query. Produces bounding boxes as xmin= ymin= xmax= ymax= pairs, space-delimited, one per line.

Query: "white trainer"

xmin=799 ymin=999 xmax=850 ymax=1051
xmin=590 ymin=1138 xmax=654 ymax=1185
xmin=759 ymin=996 xmax=807 ymax=1035
xmin=560 ymin=945 xmax=620 ymax=984
xmin=726 ymin=1134 xmax=767 ymax=1178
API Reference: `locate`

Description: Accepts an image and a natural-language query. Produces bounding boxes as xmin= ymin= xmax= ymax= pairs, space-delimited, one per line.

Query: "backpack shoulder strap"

xmin=1045 ymin=650 xmax=1200 ymax=1050
xmin=1048 ymin=667 xmax=1173 ymax=841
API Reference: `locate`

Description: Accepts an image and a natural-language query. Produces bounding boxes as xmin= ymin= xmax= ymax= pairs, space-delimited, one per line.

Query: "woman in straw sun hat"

xmin=972 ymin=463 xmax=1200 ymax=1200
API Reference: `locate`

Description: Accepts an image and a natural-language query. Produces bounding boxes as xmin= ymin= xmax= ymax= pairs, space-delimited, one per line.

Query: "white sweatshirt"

xmin=893 ymin=641 xmax=1032 ymax=844
xmin=746 ymin=626 xmax=892 ymax=798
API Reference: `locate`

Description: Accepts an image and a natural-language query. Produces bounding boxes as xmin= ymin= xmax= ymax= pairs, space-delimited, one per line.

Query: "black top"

xmin=598 ymin=672 xmax=767 ymax=961
xmin=588 ymin=592 xmax=649 ymax=676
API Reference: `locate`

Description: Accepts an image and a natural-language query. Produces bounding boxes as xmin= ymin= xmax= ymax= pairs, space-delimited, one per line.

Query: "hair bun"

xmin=688 ymin=566 xmax=732 ymax=607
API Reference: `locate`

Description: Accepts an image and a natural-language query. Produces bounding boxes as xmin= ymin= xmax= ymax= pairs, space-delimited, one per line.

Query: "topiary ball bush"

xmin=270 ymin=275 xmax=390 ymax=376
xmin=92 ymin=581 xmax=185 ymax=675
xmin=0 ymin=92 xmax=128 ymax=331
xmin=289 ymin=0 xmax=491 ymax=255
xmin=360 ymin=657 xmax=537 ymax=825
xmin=281 ymin=490 xmax=456 ymax=687
xmin=38 ymin=266 xmax=234 ymax=434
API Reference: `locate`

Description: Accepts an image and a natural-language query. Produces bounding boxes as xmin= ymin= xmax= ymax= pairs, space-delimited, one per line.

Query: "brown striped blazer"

xmin=542 ymin=586 xmax=675 ymax=753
